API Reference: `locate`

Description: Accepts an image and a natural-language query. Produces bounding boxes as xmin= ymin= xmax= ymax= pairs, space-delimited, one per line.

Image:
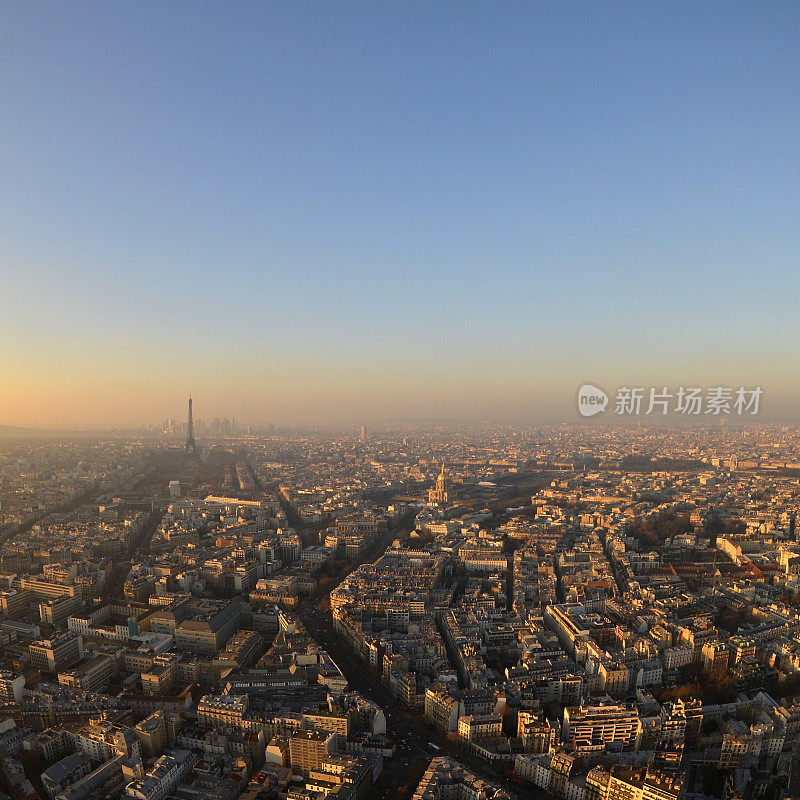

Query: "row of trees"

xmin=627 ymin=509 xmax=745 ymax=547
xmin=627 ymin=511 xmax=693 ymax=545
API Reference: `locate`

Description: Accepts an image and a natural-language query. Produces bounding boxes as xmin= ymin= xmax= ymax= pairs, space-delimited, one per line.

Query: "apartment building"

xmin=562 ymin=702 xmax=641 ymax=750
xmin=29 ymin=633 xmax=84 ymax=673
xmin=0 ymin=590 xmax=30 ymax=619
xmin=302 ymin=708 xmax=352 ymax=737
xmin=586 ymin=765 xmax=684 ymax=800
xmin=517 ymin=711 xmax=558 ymax=754
xmin=0 ymin=672 xmax=25 ymax=702
xmin=289 ymin=730 xmax=335 ymax=775
xmin=412 ymin=756 xmax=512 ymax=800
xmin=424 ymin=685 xmax=463 ymax=735
xmin=197 ymin=694 xmax=249 ymax=730
xmin=125 ymin=750 xmax=194 ymax=800
xmin=39 ymin=595 xmax=83 ymax=626
xmin=20 ymin=577 xmax=77 ymax=601
xmin=458 ymin=714 xmax=502 ymax=743
xmin=150 ymin=597 xmax=242 ymax=655
xmin=133 ymin=712 xmax=169 ymax=759
xmin=58 ymin=654 xmax=115 ymax=692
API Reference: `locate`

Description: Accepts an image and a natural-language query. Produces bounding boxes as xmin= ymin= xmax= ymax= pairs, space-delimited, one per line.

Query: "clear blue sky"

xmin=1 ymin=2 xmax=799 ymax=425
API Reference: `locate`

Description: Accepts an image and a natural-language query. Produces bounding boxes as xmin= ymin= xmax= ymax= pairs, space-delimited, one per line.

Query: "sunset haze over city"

xmin=5 ymin=6 xmax=800 ymax=800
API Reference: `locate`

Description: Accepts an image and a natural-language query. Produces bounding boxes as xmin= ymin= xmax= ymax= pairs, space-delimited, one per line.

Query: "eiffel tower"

xmin=185 ymin=396 xmax=199 ymax=456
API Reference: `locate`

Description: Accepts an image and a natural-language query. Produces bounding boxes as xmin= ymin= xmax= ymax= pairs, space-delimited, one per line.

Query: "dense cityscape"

xmin=1 ymin=404 xmax=800 ymax=800
xmin=4 ymin=3 xmax=798 ymax=800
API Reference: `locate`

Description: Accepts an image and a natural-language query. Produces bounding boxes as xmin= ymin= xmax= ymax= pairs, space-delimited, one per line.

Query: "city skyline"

xmin=2 ymin=3 xmax=799 ymax=426
xmin=3 ymin=410 xmax=800 ymax=799
xmin=4 ymin=6 xmax=800 ymax=797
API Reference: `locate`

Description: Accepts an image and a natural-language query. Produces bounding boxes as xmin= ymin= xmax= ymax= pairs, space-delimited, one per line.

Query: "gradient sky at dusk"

xmin=1 ymin=2 xmax=799 ymax=426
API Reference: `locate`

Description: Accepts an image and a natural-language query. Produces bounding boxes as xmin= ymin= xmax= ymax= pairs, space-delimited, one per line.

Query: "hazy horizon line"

xmin=3 ymin=416 xmax=799 ymax=434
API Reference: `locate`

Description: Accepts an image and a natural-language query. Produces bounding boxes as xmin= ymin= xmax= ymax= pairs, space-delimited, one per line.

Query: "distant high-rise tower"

xmin=360 ymin=425 xmax=367 ymax=442
xmin=185 ymin=396 xmax=199 ymax=456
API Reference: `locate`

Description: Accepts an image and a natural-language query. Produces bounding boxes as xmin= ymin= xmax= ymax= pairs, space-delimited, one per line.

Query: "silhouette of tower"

xmin=185 ymin=396 xmax=199 ymax=456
